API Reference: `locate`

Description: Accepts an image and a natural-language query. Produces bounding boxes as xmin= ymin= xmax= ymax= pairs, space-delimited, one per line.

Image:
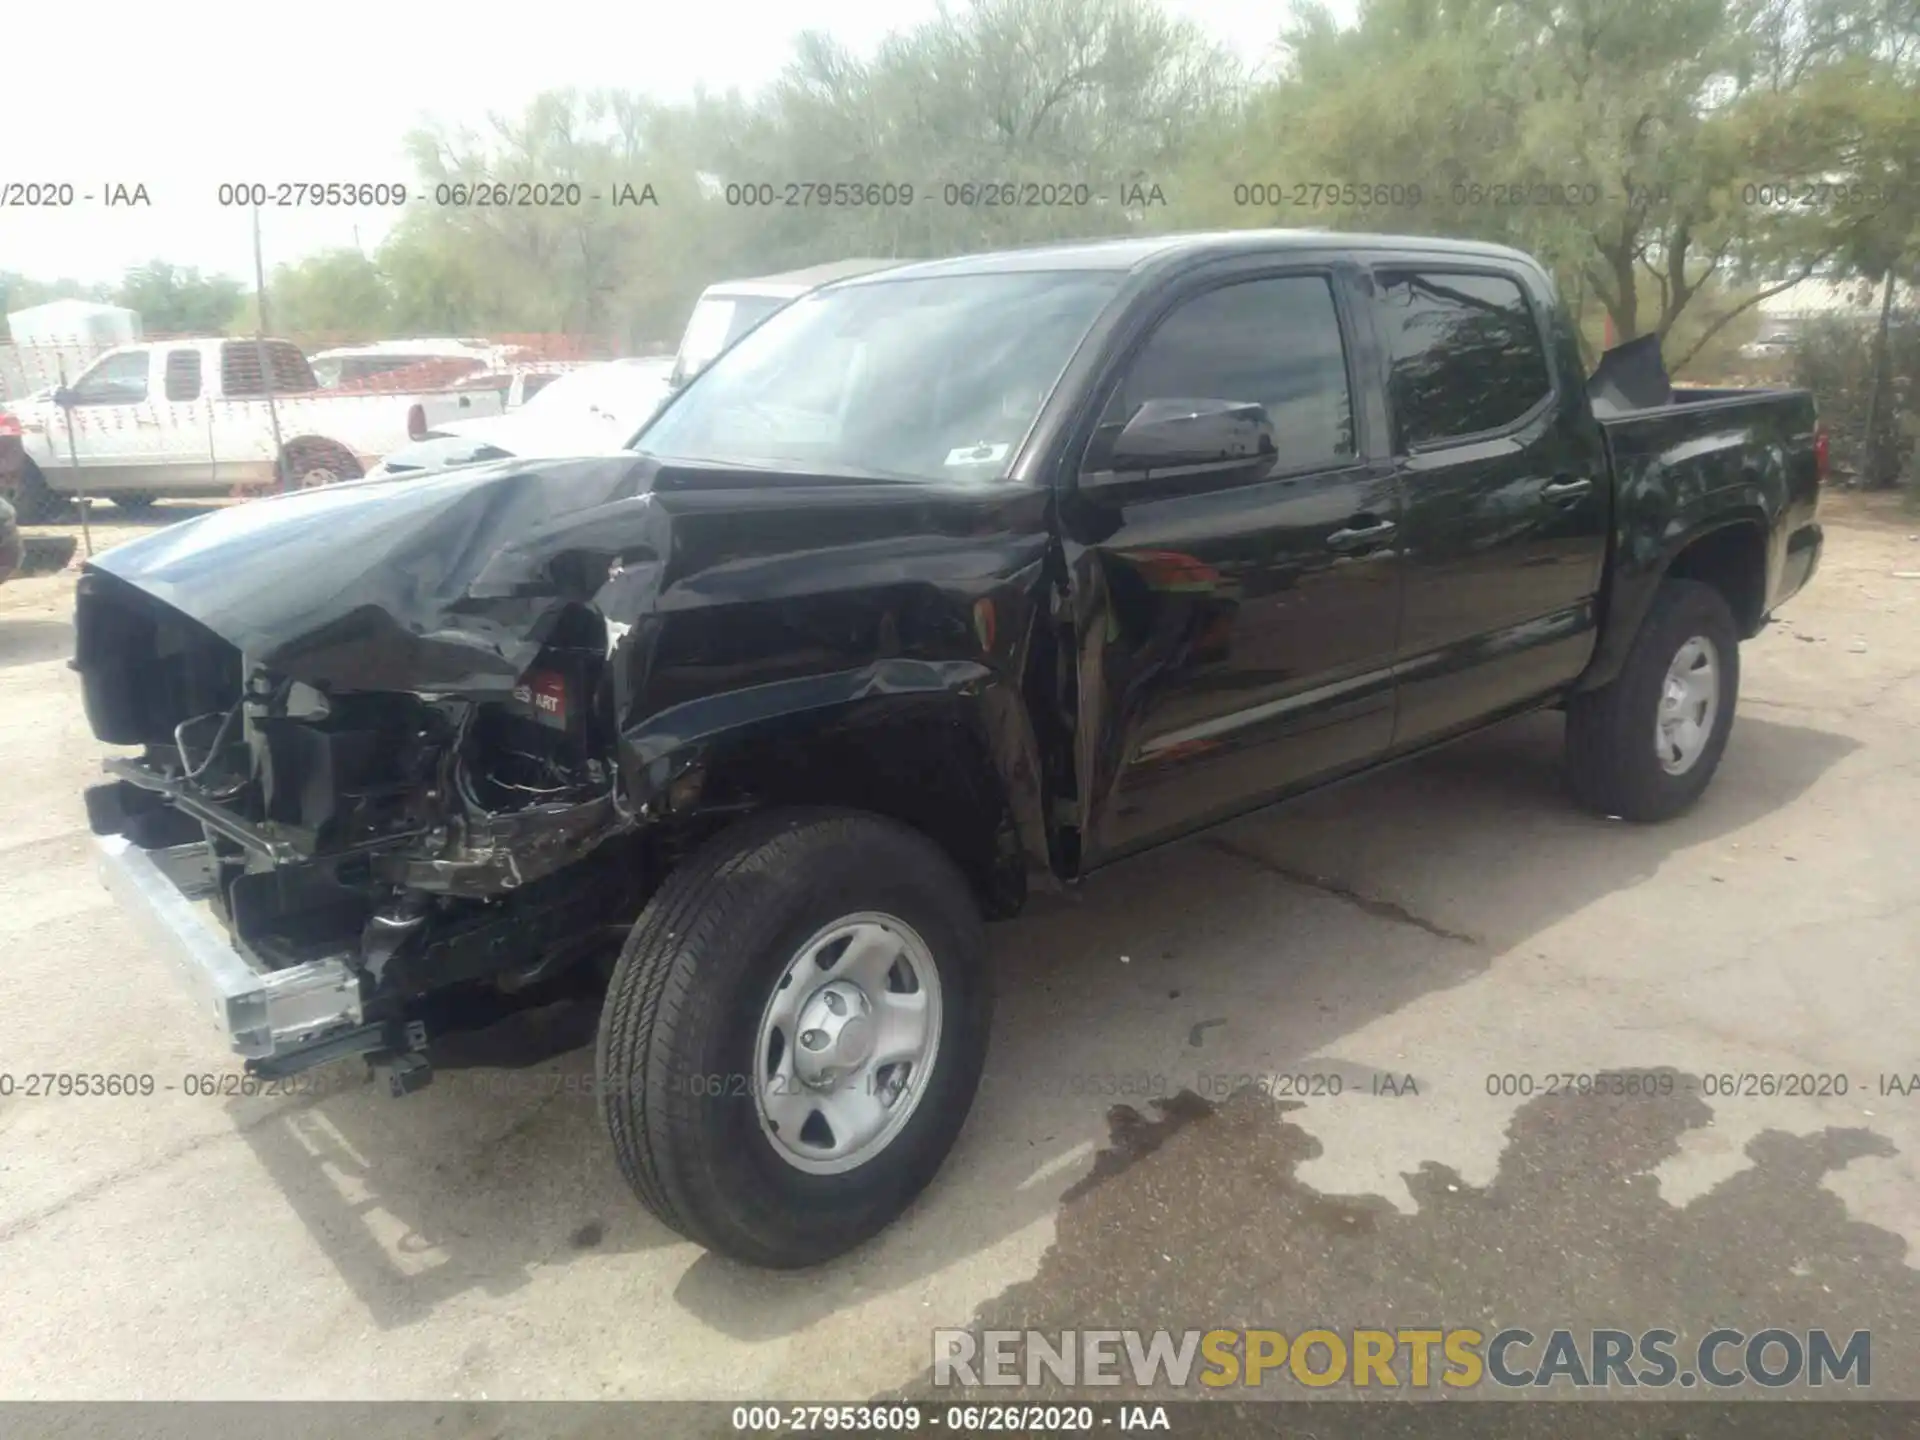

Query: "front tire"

xmin=597 ymin=809 xmax=992 ymax=1268
xmin=1566 ymin=579 xmax=1740 ymax=821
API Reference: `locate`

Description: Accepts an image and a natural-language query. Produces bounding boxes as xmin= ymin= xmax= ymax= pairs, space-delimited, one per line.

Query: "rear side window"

xmin=221 ymin=341 xmax=313 ymax=397
xmin=163 ymin=349 xmax=202 ymax=402
xmin=1100 ymin=274 xmax=1355 ymax=471
xmin=1374 ymin=270 xmax=1552 ymax=447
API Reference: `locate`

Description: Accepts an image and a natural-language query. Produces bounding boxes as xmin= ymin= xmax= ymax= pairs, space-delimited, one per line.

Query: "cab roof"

xmin=701 ymin=259 xmax=904 ymax=299
xmin=826 ymin=230 xmax=1541 ymax=284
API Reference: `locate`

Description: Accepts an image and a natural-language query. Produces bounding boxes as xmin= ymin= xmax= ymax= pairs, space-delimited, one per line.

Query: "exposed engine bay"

xmin=76 ymin=569 xmax=653 ymax=1075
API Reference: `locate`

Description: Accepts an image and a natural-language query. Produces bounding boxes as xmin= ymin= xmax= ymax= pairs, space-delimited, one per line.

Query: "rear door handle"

xmin=1327 ymin=518 xmax=1398 ymax=551
xmin=1542 ymin=476 xmax=1592 ymax=501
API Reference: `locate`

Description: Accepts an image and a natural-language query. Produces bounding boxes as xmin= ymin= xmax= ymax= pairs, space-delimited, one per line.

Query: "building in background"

xmin=1743 ymin=277 xmax=1914 ymax=358
xmin=0 ymin=301 xmax=144 ymax=399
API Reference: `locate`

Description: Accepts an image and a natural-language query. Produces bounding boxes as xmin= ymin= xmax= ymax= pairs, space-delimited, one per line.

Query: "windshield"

xmin=523 ymin=363 xmax=672 ymax=429
xmin=636 ymin=271 xmax=1122 ymax=482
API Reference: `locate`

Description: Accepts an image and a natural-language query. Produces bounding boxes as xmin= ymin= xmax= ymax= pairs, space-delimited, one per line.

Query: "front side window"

xmin=1374 ymin=270 xmax=1552 ymax=448
xmin=70 ymin=351 xmax=150 ymax=405
xmin=639 ymin=271 xmax=1123 ymax=482
xmin=1094 ymin=274 xmax=1355 ymax=473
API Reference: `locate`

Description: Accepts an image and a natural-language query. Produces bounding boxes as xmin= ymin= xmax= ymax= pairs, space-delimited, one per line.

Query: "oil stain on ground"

xmin=892 ymin=1069 xmax=1920 ymax=1422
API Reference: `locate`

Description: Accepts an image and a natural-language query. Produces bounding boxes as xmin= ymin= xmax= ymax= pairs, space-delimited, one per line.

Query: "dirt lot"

xmin=1 ymin=493 xmax=1916 ymax=1403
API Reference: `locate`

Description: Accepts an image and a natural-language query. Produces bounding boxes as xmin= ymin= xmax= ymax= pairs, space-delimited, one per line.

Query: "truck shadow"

xmin=91 ymin=501 xmax=227 ymax=528
xmin=229 ymin=709 xmax=1857 ymax=1333
xmin=0 ymin=617 xmax=74 ymax=670
xmin=228 ymin=998 xmax=683 ymax=1328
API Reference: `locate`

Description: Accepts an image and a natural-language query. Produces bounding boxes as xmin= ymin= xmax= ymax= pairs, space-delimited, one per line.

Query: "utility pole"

xmin=251 ymin=204 xmax=288 ymax=491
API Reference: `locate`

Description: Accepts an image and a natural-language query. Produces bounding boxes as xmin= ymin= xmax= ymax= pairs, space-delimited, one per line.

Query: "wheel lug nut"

xmin=801 ymin=1028 xmax=829 ymax=1051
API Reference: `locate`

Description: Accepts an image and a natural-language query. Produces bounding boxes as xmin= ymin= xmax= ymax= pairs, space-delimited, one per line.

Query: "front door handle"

xmin=1542 ymin=476 xmax=1592 ymax=501
xmin=1327 ymin=518 xmax=1398 ymax=551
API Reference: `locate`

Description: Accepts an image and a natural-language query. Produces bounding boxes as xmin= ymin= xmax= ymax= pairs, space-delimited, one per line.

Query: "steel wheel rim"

xmin=753 ymin=911 xmax=943 ymax=1175
xmin=1655 ymin=634 xmax=1720 ymax=775
xmin=297 ymin=467 xmax=341 ymax=489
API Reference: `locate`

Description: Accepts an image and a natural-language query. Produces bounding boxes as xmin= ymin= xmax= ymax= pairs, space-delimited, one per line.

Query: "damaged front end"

xmin=75 ymin=452 xmax=1061 ymax=1086
xmin=73 ymin=463 xmax=670 ymax=1082
xmin=80 ymin=574 xmax=646 ymax=1080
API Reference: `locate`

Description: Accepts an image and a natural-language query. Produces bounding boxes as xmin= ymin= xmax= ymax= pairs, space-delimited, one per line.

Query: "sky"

xmin=3 ymin=0 xmax=1343 ymax=288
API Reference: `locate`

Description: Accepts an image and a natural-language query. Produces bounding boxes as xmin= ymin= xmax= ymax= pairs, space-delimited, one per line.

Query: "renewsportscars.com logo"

xmin=932 ymin=1327 xmax=1871 ymax=1391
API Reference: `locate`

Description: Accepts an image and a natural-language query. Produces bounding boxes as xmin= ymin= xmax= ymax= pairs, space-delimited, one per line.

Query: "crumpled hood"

xmin=86 ymin=454 xmax=669 ymax=695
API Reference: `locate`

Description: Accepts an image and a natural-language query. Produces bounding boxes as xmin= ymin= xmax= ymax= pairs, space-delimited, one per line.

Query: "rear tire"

xmin=268 ymin=441 xmax=362 ymax=495
xmin=109 ymin=494 xmax=157 ymax=513
xmin=1566 ymin=579 xmax=1740 ymax=821
xmin=597 ymin=808 xmax=992 ymax=1268
xmin=9 ymin=460 xmax=67 ymax=524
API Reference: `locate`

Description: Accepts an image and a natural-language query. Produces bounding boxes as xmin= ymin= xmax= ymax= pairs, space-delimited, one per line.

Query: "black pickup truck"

xmin=75 ymin=231 xmax=1822 ymax=1268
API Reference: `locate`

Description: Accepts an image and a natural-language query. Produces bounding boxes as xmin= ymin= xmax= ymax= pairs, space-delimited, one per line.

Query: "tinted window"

xmin=1375 ymin=270 xmax=1551 ymax=447
xmin=164 ymin=349 xmax=202 ymax=402
xmin=1099 ymin=275 xmax=1354 ymax=471
xmin=640 ymin=272 xmax=1122 ymax=482
xmin=71 ymin=351 xmax=150 ymax=405
xmin=221 ymin=341 xmax=314 ymax=397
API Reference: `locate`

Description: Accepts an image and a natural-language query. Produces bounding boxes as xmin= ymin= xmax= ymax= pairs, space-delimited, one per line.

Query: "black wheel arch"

xmin=1580 ymin=511 xmax=1770 ymax=694
xmin=626 ymin=680 xmax=1056 ymax=921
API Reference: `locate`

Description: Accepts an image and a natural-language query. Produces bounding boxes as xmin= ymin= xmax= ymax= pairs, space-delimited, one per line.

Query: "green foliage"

xmin=1792 ymin=305 xmax=1920 ymax=485
xmin=112 ymin=262 xmax=245 ymax=336
xmin=264 ymin=250 xmax=394 ymax=347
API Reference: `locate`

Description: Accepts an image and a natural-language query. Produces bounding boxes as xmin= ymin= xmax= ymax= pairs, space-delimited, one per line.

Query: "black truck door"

xmin=1365 ymin=265 xmax=1609 ymax=747
xmin=1059 ymin=266 xmax=1404 ymax=868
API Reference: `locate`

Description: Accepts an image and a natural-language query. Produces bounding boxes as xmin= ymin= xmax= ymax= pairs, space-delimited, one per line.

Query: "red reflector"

xmin=407 ymin=403 xmax=427 ymax=441
xmin=1813 ymin=423 xmax=1829 ymax=485
xmin=0 ymin=412 xmax=20 ymax=438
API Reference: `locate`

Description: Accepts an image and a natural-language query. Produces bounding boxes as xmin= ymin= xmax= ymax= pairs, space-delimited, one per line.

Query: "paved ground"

xmin=1 ymin=493 xmax=1916 ymax=1404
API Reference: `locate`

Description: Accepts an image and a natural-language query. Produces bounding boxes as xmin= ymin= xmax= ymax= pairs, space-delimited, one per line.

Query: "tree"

xmin=1227 ymin=0 xmax=1903 ymax=371
xmin=264 ymin=249 xmax=394 ymax=348
xmin=113 ymin=261 xmax=245 ymax=336
xmin=698 ymin=0 xmax=1237 ymax=259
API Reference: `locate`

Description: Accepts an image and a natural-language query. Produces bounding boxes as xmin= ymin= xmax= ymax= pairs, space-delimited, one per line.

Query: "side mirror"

xmin=52 ymin=386 xmax=76 ymax=409
xmin=1091 ymin=398 xmax=1276 ymax=485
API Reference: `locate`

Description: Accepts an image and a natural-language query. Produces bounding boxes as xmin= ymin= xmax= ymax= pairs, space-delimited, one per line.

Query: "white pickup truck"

xmin=3 ymin=337 xmax=500 ymax=519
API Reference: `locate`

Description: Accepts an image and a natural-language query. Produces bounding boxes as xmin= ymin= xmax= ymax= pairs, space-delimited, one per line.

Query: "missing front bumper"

xmin=94 ymin=835 xmax=365 ymax=1061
